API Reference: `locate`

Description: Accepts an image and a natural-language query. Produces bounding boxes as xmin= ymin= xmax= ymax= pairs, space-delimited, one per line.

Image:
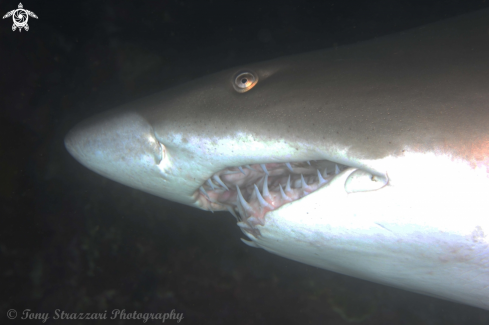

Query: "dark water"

xmin=2 ymin=0 xmax=489 ymax=324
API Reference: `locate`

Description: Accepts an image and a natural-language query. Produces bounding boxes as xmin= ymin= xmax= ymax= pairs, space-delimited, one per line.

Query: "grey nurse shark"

xmin=65 ymin=9 xmax=489 ymax=309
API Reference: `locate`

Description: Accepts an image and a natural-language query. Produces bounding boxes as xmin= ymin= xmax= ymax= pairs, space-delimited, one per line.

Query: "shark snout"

xmin=64 ymin=109 xmax=164 ymax=187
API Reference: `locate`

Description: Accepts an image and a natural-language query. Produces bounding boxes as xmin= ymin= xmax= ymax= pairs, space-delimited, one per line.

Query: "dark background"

xmin=2 ymin=0 xmax=489 ymax=324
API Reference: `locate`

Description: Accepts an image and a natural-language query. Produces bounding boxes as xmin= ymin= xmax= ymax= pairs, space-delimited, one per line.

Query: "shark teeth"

xmin=197 ymin=161 xmax=345 ymax=235
xmin=212 ymin=174 xmax=229 ymax=190
xmin=199 ymin=186 xmax=211 ymax=200
xmin=279 ymin=184 xmax=292 ymax=201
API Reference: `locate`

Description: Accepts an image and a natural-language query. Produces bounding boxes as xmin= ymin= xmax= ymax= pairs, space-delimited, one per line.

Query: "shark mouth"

xmin=196 ymin=160 xmax=348 ymax=235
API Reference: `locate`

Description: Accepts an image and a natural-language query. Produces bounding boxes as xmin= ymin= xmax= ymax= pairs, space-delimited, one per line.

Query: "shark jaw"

xmin=195 ymin=160 xmax=386 ymax=231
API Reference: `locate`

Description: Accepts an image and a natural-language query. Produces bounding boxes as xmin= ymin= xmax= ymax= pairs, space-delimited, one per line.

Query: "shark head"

xmin=65 ymin=9 xmax=489 ymax=310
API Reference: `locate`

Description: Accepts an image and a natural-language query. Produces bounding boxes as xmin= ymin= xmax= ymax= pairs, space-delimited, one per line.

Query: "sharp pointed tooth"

xmin=213 ymin=174 xmax=229 ymax=190
xmin=199 ymin=186 xmax=211 ymax=200
xmin=236 ymin=200 xmax=245 ymax=218
xmin=236 ymin=185 xmax=254 ymax=213
xmin=285 ymin=162 xmax=294 ymax=172
xmin=206 ymin=179 xmax=215 ymax=190
xmin=335 ymin=164 xmax=340 ymax=175
xmin=262 ymin=175 xmax=272 ymax=200
xmin=209 ymin=204 xmax=214 ymax=213
xmin=286 ymin=175 xmax=293 ymax=192
xmin=238 ymin=166 xmax=246 ymax=175
xmin=317 ymin=169 xmax=328 ymax=186
xmin=301 ymin=174 xmax=313 ymax=194
xmin=306 ymin=160 xmax=311 ymax=165
xmin=227 ymin=206 xmax=239 ymax=220
xmin=241 ymin=238 xmax=260 ymax=248
xmin=244 ymin=164 xmax=254 ymax=171
xmin=237 ymin=221 xmax=251 ymax=229
xmin=279 ymin=184 xmax=292 ymax=201
xmin=323 ymin=167 xmax=328 ymax=177
xmin=254 ymin=184 xmax=274 ymax=209
xmin=260 ymin=164 xmax=269 ymax=175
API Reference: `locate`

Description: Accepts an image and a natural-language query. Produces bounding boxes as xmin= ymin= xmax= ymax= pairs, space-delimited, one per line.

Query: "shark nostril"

xmin=154 ymin=142 xmax=165 ymax=165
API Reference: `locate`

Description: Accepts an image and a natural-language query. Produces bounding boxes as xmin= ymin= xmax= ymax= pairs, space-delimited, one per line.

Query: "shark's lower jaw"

xmin=196 ymin=160 xmax=380 ymax=235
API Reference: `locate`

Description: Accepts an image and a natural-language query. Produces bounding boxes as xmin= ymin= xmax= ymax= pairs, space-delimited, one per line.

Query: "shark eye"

xmin=233 ymin=71 xmax=258 ymax=93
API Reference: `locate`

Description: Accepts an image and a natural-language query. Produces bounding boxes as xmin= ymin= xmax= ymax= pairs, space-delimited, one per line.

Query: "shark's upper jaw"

xmin=65 ymin=109 xmax=389 ymax=218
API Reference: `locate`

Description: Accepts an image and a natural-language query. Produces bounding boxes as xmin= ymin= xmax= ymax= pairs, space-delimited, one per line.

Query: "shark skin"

xmin=65 ymin=9 xmax=489 ymax=309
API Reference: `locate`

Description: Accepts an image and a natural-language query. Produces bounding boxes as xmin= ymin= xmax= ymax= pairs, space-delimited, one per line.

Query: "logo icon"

xmin=3 ymin=3 xmax=38 ymax=32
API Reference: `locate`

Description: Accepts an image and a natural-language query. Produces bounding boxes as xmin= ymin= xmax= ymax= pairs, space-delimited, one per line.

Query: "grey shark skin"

xmin=65 ymin=9 xmax=489 ymax=309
